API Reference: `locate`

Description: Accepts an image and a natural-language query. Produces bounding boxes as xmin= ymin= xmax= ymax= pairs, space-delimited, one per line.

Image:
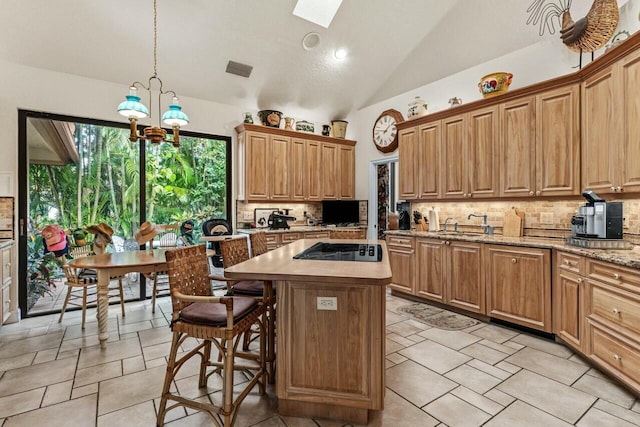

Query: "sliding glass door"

xmin=18 ymin=111 xmax=231 ymax=318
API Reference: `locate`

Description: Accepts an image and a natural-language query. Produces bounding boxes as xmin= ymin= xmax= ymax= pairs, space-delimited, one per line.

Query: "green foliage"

xmin=26 ymin=233 xmax=62 ymax=311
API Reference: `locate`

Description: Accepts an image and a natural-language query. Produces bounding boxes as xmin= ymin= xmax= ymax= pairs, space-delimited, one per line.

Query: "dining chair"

xmin=217 ymin=236 xmax=276 ymax=382
xmin=157 ymin=244 xmax=266 ymax=427
xmin=249 ymin=231 xmax=269 ymax=256
xmin=147 ymin=224 xmax=180 ymax=313
xmin=58 ymin=260 xmax=125 ymax=329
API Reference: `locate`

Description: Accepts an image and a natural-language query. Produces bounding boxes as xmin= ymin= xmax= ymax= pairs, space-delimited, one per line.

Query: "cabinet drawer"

xmin=265 ymin=234 xmax=281 ymax=250
xmin=589 ymin=322 xmax=640 ymax=388
xmin=2 ymin=285 xmax=9 ymax=321
xmin=281 ymin=233 xmax=302 ymax=244
xmin=556 ymin=251 xmax=584 ymax=275
xmin=587 ymin=259 xmax=640 ymax=290
xmin=305 ymin=231 xmax=330 ymax=239
xmin=386 ymin=235 xmax=414 ymax=249
xmin=2 ymin=248 xmax=10 ymax=286
xmin=590 ymin=283 xmax=640 ymax=336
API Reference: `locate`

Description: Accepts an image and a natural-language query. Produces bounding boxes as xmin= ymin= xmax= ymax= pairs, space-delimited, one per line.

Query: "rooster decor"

xmin=527 ymin=0 xmax=619 ymax=68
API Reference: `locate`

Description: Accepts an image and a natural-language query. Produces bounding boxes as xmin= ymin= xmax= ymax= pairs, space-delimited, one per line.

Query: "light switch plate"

xmin=317 ymin=297 xmax=337 ymax=310
xmin=243 ymin=211 xmax=253 ymax=220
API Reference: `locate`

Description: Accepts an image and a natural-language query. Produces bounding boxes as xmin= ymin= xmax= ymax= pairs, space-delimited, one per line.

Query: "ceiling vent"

xmin=226 ymin=60 xmax=253 ymax=78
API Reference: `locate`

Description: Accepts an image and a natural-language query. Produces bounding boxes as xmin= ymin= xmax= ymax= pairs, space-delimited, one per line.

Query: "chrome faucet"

xmin=467 ymin=213 xmax=493 ymax=235
xmin=443 ymin=217 xmax=458 ymax=232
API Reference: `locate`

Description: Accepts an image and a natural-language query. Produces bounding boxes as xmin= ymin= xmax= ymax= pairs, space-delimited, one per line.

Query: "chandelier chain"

xmin=153 ymin=0 xmax=158 ymax=77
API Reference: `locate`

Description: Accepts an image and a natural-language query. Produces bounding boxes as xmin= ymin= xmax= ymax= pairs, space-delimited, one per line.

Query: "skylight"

xmin=292 ymin=0 xmax=343 ymax=28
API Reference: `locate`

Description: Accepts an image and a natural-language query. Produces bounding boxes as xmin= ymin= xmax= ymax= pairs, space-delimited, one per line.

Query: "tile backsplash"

xmin=0 ymin=197 xmax=14 ymax=239
xmin=412 ymin=197 xmax=640 ymax=242
xmin=236 ymin=201 xmax=368 ymax=229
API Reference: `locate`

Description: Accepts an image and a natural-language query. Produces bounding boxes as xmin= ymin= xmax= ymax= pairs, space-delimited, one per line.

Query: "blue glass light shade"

xmin=162 ymin=104 xmax=190 ymax=127
xmin=117 ymin=95 xmax=149 ymax=119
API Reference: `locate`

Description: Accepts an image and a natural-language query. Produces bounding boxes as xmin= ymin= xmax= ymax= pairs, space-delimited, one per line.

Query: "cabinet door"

xmin=415 ymin=238 xmax=446 ymax=303
xmin=582 ymin=66 xmax=620 ymax=194
xmin=486 ymin=245 xmax=551 ymax=331
xmin=500 ymin=97 xmax=536 ymax=197
xmin=320 ymin=143 xmax=338 ymax=200
xmin=269 ymin=135 xmax=291 ymax=200
xmin=338 ymin=145 xmax=355 ymax=200
xmin=441 ymin=115 xmax=467 ymax=198
xmin=398 ymin=127 xmax=418 ymax=199
xmin=536 ymin=84 xmax=581 ymax=197
xmin=386 ymin=236 xmax=415 ymax=295
xmin=418 ymin=122 xmax=441 ymax=199
xmin=468 ymin=106 xmax=499 ymax=198
xmin=621 ymin=50 xmax=640 ymax=193
xmin=447 ymin=241 xmax=484 ymax=314
xmin=245 ymin=132 xmax=270 ymax=200
xmin=306 ymin=140 xmax=322 ymax=201
xmin=291 ymin=138 xmax=306 ymax=201
xmin=554 ymin=269 xmax=584 ymax=351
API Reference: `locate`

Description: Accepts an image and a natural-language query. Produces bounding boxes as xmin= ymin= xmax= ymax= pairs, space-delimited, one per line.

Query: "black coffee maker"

xmin=396 ymin=201 xmax=411 ymax=230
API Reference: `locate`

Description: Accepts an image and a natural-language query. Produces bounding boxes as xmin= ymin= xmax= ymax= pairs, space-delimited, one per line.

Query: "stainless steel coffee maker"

xmin=571 ymin=190 xmax=623 ymax=239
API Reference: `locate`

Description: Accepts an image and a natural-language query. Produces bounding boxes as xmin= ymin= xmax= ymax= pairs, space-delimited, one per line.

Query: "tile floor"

xmin=1 ymin=291 xmax=640 ymax=426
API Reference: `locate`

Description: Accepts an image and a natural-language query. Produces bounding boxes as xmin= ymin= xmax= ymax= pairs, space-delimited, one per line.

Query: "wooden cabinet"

xmin=500 ymin=97 xmax=536 ymax=197
xmin=441 ymin=114 xmax=467 ymax=199
xmin=265 ymin=234 xmax=281 ymax=251
xmin=291 ymin=138 xmax=321 ymax=202
xmin=486 ymin=245 xmax=552 ymax=331
xmin=304 ymin=230 xmax=330 ymax=239
xmin=386 ymin=235 xmax=415 ymax=294
xmin=418 ymin=122 xmax=441 ymax=198
xmin=1 ymin=244 xmax=12 ymax=324
xmin=244 ymin=131 xmax=291 ymax=201
xmin=237 ymin=124 xmax=355 ymax=202
xmin=584 ymin=258 xmax=640 ymax=393
xmin=398 ymin=127 xmax=419 ymax=199
xmin=582 ymin=50 xmax=640 ymax=195
xmin=554 ymin=251 xmax=586 ymax=351
xmin=414 ymin=238 xmax=484 ymax=314
xmin=467 ymin=106 xmax=500 ymax=199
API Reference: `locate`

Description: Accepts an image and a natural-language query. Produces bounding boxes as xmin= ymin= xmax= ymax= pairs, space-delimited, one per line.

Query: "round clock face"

xmin=373 ymin=109 xmax=403 ymax=153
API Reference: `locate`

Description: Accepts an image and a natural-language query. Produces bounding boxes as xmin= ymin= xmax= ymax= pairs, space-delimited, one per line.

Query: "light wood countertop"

xmin=224 ymin=239 xmax=392 ymax=286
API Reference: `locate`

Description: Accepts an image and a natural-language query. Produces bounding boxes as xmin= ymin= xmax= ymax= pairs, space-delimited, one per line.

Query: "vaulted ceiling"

xmin=0 ymin=0 xmax=611 ymax=119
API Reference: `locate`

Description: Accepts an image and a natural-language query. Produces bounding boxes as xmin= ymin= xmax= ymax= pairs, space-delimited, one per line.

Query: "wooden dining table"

xmin=69 ymin=249 xmax=169 ymax=349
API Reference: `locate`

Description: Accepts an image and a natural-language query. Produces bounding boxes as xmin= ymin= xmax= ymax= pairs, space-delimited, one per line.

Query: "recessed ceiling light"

xmin=293 ymin=0 xmax=343 ymax=28
xmin=334 ymin=48 xmax=348 ymax=60
xmin=302 ymin=32 xmax=321 ymax=50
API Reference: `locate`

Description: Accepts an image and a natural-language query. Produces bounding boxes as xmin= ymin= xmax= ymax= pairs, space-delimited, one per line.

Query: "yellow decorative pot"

xmin=478 ymin=72 xmax=513 ymax=98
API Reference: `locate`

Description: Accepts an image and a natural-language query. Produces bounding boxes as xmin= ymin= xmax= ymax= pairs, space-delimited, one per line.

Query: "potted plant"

xmin=26 ymin=233 xmax=63 ymax=311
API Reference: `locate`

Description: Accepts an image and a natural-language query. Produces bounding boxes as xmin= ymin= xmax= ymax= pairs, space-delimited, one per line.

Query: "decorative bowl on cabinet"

xmin=478 ymin=72 xmax=513 ymax=98
xmin=295 ymin=120 xmax=314 ymax=133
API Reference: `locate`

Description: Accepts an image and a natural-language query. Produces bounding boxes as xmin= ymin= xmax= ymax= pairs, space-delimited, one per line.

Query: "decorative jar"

xmin=407 ymin=96 xmax=428 ymax=118
xmin=243 ymin=112 xmax=253 ymax=124
xmin=295 ymin=120 xmax=314 ymax=133
xmin=257 ymin=110 xmax=283 ymax=127
xmin=330 ymin=120 xmax=348 ymax=139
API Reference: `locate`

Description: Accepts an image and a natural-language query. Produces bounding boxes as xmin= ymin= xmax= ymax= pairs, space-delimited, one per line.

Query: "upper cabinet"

xmin=236 ymin=124 xmax=356 ymax=202
xmin=582 ymin=49 xmax=640 ymax=194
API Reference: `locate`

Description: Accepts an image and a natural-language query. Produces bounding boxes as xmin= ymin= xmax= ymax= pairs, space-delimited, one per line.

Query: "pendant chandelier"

xmin=116 ymin=0 xmax=189 ymax=147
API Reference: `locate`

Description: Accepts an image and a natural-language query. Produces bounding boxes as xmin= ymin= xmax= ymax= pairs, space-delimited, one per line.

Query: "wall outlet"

xmin=624 ymin=217 xmax=629 ymax=229
xmin=317 ymin=297 xmax=337 ymax=311
xmin=243 ymin=211 xmax=253 ymax=220
xmin=540 ymin=212 xmax=554 ymax=224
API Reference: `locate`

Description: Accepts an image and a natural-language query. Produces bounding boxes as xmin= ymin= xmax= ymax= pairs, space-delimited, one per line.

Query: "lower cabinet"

xmin=486 ymin=245 xmax=552 ymax=332
xmin=386 ymin=235 xmax=415 ymax=294
xmin=584 ymin=258 xmax=640 ymax=393
xmin=554 ymin=251 xmax=586 ymax=351
xmin=1 ymin=244 xmax=12 ymax=325
xmin=415 ymin=238 xmax=484 ymax=314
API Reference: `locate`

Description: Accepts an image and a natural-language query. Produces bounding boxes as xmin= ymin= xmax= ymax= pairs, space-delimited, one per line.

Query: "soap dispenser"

xmin=428 ymin=206 xmax=439 ymax=232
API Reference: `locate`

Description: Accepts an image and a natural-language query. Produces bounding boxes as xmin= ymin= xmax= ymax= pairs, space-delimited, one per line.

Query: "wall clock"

xmin=372 ymin=109 xmax=404 ymax=153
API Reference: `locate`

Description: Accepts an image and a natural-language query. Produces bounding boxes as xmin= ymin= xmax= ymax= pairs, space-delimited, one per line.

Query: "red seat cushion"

xmin=232 ymin=280 xmax=267 ymax=296
xmin=179 ymin=297 xmax=258 ymax=326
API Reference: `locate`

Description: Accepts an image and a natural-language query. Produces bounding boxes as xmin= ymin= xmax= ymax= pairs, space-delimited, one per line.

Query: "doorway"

xmin=368 ymin=157 xmax=398 ymax=240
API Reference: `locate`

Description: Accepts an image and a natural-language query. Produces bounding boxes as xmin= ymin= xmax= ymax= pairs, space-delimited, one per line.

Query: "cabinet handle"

xmin=4 ymin=263 xmax=9 ymax=270
xmin=441 ymin=241 xmax=447 ymax=245
xmin=613 ymin=273 xmax=620 ymax=280
xmin=612 ymin=308 xmax=620 ymax=315
xmin=511 ymin=258 xmax=517 ymax=264
xmin=617 ymin=186 xmax=622 ymax=192
xmin=528 ymin=191 xmax=533 ymax=196
xmin=577 ymin=278 xmax=583 ymax=283
xmin=563 ymin=260 xmax=570 ymax=265
xmin=611 ymin=186 xmax=616 ymax=191
xmin=536 ymin=190 xmax=541 ymax=196
xmin=613 ymin=354 xmax=622 ymax=362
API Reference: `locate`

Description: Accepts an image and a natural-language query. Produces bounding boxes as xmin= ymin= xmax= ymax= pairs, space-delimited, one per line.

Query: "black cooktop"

xmin=293 ymin=242 xmax=383 ymax=262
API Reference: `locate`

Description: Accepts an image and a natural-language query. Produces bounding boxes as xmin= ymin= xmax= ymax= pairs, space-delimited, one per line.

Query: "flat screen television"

xmin=322 ymin=200 xmax=360 ymax=225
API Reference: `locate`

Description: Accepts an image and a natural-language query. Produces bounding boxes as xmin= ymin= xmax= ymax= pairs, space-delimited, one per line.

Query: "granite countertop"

xmin=385 ymin=230 xmax=640 ymax=270
xmin=239 ymin=225 xmax=366 ymax=235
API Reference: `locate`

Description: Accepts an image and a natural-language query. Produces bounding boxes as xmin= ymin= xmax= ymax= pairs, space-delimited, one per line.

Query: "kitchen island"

xmin=224 ymin=239 xmax=392 ymax=424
